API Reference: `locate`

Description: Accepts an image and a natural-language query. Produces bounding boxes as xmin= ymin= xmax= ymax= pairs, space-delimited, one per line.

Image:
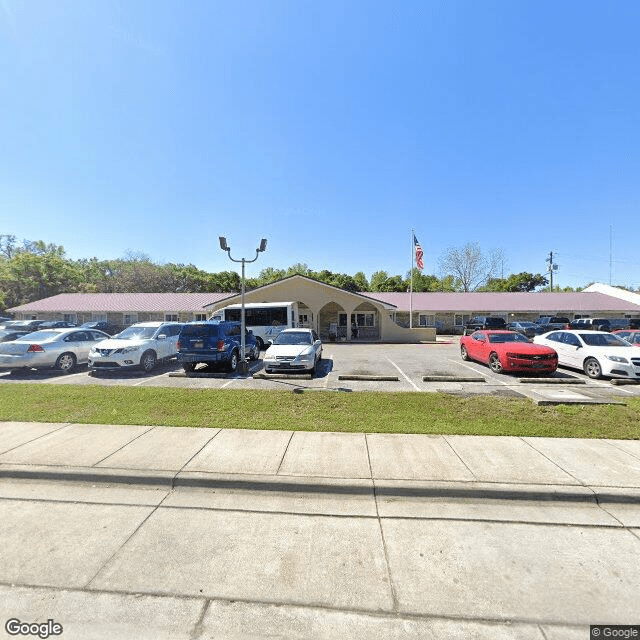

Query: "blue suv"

xmin=177 ymin=321 xmax=259 ymax=373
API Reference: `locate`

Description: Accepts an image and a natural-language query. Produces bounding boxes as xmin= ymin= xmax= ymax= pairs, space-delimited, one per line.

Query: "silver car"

xmin=263 ymin=328 xmax=323 ymax=374
xmin=0 ymin=328 xmax=110 ymax=372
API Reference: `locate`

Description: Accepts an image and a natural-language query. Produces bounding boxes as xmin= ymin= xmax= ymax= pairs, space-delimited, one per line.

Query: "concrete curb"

xmin=169 ymin=371 xmax=230 ymax=378
xmin=534 ymin=398 xmax=626 ymax=406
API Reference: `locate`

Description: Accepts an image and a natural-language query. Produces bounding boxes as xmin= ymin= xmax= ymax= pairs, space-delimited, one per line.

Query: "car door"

xmin=158 ymin=324 xmax=181 ymax=359
xmin=559 ymin=332 xmax=583 ymax=367
xmin=64 ymin=331 xmax=92 ymax=363
xmin=469 ymin=332 xmax=488 ymax=363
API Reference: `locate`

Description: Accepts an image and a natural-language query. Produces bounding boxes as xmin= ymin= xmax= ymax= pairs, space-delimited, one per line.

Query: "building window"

xmin=342 ymin=313 xmax=375 ymax=327
xmin=419 ymin=314 xmax=435 ymax=327
xmin=92 ymin=314 xmax=107 ymax=322
xmin=194 ymin=314 xmax=207 ymax=321
xmin=124 ymin=314 xmax=138 ymax=326
xmin=299 ymin=314 xmax=309 ymax=327
xmin=165 ymin=314 xmax=178 ymax=322
xmin=454 ymin=314 xmax=470 ymax=327
xmin=64 ymin=314 xmax=77 ymax=324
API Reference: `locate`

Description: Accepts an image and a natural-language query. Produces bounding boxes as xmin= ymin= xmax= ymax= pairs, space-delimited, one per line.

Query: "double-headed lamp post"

xmin=219 ymin=236 xmax=267 ymax=375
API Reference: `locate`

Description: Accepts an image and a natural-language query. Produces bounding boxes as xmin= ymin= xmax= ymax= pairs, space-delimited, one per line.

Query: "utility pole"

xmin=546 ymin=251 xmax=558 ymax=292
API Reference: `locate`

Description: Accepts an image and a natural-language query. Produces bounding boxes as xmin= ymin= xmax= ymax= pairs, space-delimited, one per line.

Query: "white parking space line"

xmin=385 ymin=357 xmax=421 ymax=391
xmin=41 ymin=371 xmax=88 ymax=384
xmin=132 ymin=372 xmax=169 ymax=387
xmin=447 ymin=358 xmax=513 ymax=388
xmin=221 ymin=378 xmax=235 ymax=388
xmin=324 ymin=353 xmax=334 ymax=388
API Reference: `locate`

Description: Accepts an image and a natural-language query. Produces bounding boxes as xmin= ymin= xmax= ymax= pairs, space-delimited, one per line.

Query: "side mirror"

xmin=314 ymin=340 xmax=321 ymax=346
xmin=267 ymin=339 xmax=273 ymax=345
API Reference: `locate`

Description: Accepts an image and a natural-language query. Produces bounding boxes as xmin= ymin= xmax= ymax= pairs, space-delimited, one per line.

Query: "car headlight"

xmin=121 ymin=346 xmax=141 ymax=354
xmin=606 ymin=355 xmax=628 ymax=363
xmin=264 ymin=353 xmax=276 ymax=361
xmin=296 ymin=348 xmax=315 ymax=361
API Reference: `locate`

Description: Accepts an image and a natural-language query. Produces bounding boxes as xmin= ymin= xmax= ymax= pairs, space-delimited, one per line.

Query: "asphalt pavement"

xmin=0 ymin=421 xmax=639 ymax=639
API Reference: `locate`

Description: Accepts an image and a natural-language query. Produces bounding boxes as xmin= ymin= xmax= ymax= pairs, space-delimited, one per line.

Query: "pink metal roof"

xmin=361 ymin=291 xmax=640 ymax=313
xmin=8 ymin=292 xmax=233 ymax=314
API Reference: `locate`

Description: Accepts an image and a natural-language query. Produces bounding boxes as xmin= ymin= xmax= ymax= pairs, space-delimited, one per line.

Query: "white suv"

xmin=88 ymin=322 xmax=183 ymax=373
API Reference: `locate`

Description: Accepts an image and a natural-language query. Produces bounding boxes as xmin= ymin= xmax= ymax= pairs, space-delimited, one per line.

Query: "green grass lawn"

xmin=1 ymin=384 xmax=639 ymax=439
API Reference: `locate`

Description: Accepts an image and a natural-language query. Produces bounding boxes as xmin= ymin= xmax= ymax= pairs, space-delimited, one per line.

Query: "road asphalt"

xmin=0 ymin=421 xmax=639 ymax=639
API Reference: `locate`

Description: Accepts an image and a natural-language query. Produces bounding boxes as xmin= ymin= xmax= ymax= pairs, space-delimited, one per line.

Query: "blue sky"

xmin=1 ymin=0 xmax=639 ymax=288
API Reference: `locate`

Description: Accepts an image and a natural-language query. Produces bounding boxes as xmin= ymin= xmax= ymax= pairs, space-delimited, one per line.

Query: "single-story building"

xmin=7 ymin=277 xmax=640 ymax=342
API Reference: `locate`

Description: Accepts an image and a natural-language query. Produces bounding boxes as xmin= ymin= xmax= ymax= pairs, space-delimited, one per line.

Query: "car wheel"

xmin=140 ymin=350 xmax=157 ymax=373
xmin=227 ymin=350 xmax=239 ymax=373
xmin=55 ymin=352 xmax=77 ymax=373
xmin=489 ymin=353 xmax=503 ymax=374
xmin=183 ymin=362 xmax=196 ymax=373
xmin=461 ymin=345 xmax=470 ymax=361
xmin=583 ymin=357 xmax=602 ymax=379
xmin=255 ymin=336 xmax=264 ymax=351
xmin=249 ymin=344 xmax=259 ymax=361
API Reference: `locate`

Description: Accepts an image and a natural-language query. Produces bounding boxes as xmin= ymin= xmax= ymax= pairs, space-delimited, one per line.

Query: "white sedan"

xmin=263 ymin=328 xmax=323 ymax=375
xmin=533 ymin=330 xmax=640 ymax=380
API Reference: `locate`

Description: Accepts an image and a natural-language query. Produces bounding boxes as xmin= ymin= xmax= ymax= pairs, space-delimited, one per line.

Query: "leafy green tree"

xmin=483 ymin=272 xmax=548 ymax=292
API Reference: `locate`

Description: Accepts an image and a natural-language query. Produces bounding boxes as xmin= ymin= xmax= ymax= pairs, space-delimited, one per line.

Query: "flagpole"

xmin=410 ymin=228 xmax=414 ymax=329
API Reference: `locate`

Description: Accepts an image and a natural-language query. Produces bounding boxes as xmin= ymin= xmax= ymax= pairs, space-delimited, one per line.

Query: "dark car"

xmin=506 ymin=321 xmax=543 ymax=338
xmin=536 ymin=316 xmax=571 ymax=332
xmin=81 ymin=321 xmax=123 ymax=336
xmin=37 ymin=320 xmax=78 ymax=329
xmin=463 ymin=316 xmax=507 ymax=336
xmin=177 ymin=321 xmax=259 ymax=373
xmin=0 ymin=330 xmax=32 ymax=343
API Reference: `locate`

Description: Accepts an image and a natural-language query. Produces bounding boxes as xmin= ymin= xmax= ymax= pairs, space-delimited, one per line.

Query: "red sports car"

xmin=613 ymin=330 xmax=640 ymax=346
xmin=460 ymin=330 xmax=558 ymax=374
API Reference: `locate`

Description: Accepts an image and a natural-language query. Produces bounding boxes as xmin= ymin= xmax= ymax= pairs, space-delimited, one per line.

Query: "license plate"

xmin=194 ymin=341 xmax=204 ymax=349
xmin=532 ymin=363 xmax=545 ymax=368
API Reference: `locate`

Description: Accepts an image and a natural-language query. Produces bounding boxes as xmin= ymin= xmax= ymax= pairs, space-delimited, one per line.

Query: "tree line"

xmin=0 ymin=235 xmax=576 ymax=312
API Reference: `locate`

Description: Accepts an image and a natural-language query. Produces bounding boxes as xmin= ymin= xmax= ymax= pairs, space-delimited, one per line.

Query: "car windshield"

xmin=16 ymin=330 xmax=61 ymax=341
xmin=579 ymin=333 xmax=628 ymax=347
xmin=273 ymin=332 xmax=313 ymax=346
xmin=114 ymin=326 xmax=157 ymax=340
xmin=488 ymin=333 xmax=528 ymax=344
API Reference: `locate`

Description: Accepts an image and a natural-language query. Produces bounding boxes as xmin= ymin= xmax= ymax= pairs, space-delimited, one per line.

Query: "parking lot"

xmin=1 ymin=339 xmax=639 ymax=405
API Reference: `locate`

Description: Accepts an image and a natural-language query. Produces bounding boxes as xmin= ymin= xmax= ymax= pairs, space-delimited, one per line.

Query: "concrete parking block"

xmin=0 ymin=421 xmax=70 ymax=454
xmin=523 ymin=437 xmax=640 ymax=487
xmin=278 ymin=431 xmax=370 ymax=478
xmin=167 ymin=472 xmax=377 ymax=516
xmin=382 ymin=519 xmax=640 ymax=624
xmin=375 ymin=480 xmax=619 ymax=526
xmin=366 ymin=433 xmax=475 ymax=481
xmin=0 ymin=424 xmax=153 ymax=467
xmin=444 ymin=435 xmax=579 ymax=484
xmin=184 ymin=428 xmax=291 ymax=475
xmin=0 ymin=584 xmax=204 ymax=640
xmin=0 ymin=498 xmax=153 ymax=588
xmin=96 ymin=426 xmax=217 ymax=471
xmin=90 ymin=508 xmax=394 ymax=611
xmin=200 ymin=599 xmax=547 ymax=640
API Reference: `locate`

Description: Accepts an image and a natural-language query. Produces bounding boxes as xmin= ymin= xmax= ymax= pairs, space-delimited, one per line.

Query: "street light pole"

xmin=219 ymin=236 xmax=267 ymax=375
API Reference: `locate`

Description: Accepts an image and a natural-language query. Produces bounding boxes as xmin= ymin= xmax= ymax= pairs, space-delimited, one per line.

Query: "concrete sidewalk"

xmin=1 ymin=422 xmax=639 ymax=639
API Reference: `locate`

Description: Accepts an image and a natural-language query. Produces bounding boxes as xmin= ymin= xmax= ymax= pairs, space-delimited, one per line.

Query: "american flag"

xmin=413 ymin=234 xmax=424 ymax=271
